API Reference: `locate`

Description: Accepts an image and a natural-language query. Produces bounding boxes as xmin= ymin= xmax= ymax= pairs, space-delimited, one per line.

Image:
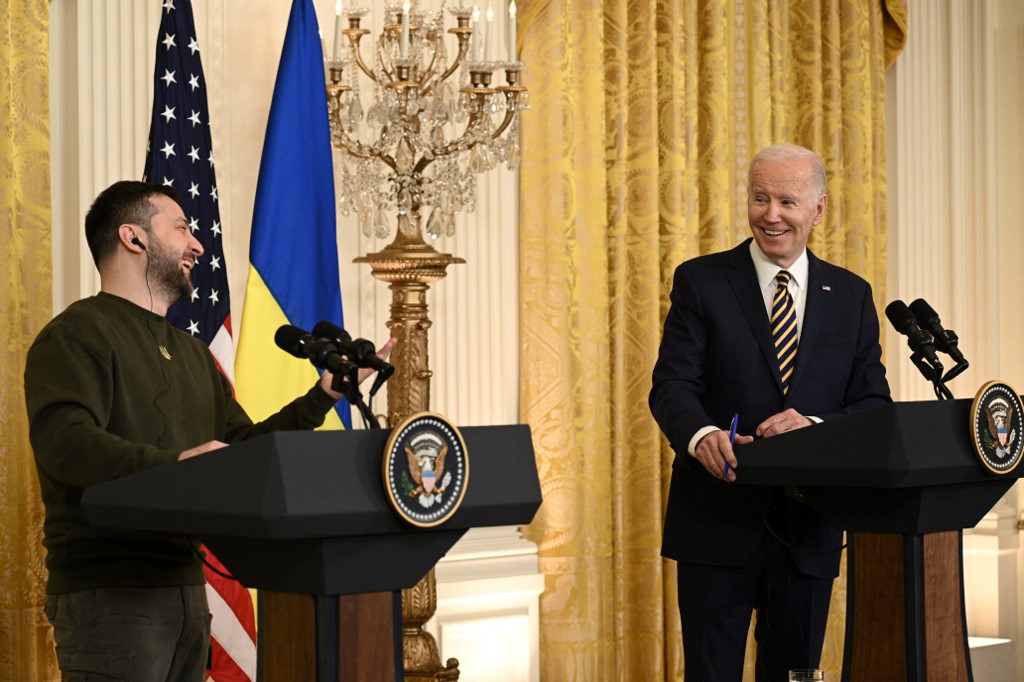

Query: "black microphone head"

xmin=909 ymin=298 xmax=939 ymax=326
xmin=884 ymin=300 xmax=915 ymax=332
xmin=274 ymin=324 xmax=313 ymax=358
xmin=312 ymin=320 xmax=352 ymax=346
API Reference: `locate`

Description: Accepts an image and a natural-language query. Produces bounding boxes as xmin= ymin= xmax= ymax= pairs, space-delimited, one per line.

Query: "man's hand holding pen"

xmin=694 ymin=424 xmax=753 ymax=483
xmin=694 ymin=408 xmax=814 ymax=482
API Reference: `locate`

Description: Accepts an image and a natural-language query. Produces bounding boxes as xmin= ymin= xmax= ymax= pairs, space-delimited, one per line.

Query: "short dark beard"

xmin=146 ymin=234 xmax=193 ymax=304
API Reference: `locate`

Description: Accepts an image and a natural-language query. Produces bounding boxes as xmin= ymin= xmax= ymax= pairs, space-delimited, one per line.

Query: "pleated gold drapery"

xmin=0 ymin=0 xmax=58 ymax=679
xmin=518 ymin=1 xmax=907 ymax=679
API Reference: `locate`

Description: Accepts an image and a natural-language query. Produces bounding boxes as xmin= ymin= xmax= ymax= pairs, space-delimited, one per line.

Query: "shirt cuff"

xmin=688 ymin=416 xmax=819 ymax=455
xmin=687 ymin=425 xmax=721 ymax=456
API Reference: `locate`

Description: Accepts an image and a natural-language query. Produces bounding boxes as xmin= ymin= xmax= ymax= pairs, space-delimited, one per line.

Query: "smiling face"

xmin=142 ymin=193 xmax=203 ymax=304
xmin=747 ymin=154 xmax=827 ymax=268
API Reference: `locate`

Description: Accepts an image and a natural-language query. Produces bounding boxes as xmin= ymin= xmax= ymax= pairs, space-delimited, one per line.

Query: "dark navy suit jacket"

xmin=650 ymin=239 xmax=891 ymax=578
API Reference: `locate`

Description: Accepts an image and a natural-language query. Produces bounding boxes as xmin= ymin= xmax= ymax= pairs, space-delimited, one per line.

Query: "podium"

xmin=82 ymin=424 xmax=541 ymax=681
xmin=735 ymin=400 xmax=1020 ymax=682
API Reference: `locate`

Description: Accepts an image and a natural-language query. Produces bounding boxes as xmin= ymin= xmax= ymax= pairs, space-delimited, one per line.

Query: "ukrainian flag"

xmin=235 ymin=0 xmax=350 ymax=428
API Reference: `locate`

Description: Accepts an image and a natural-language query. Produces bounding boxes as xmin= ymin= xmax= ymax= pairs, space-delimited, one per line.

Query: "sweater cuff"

xmin=305 ymin=382 xmax=341 ymax=416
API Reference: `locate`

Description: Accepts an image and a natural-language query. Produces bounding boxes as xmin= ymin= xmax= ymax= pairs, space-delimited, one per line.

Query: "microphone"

xmin=909 ymin=298 xmax=968 ymax=383
xmin=885 ymin=300 xmax=944 ymax=379
xmin=312 ymin=321 xmax=395 ymax=379
xmin=909 ymin=299 xmax=967 ymax=364
xmin=274 ymin=324 xmax=356 ymax=377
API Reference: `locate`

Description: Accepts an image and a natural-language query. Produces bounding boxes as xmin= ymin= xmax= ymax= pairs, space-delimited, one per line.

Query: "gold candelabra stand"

xmin=326 ymin=3 xmax=526 ymax=680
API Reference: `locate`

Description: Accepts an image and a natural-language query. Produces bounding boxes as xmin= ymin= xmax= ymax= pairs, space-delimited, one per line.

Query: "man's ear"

xmin=813 ymin=194 xmax=828 ymax=226
xmin=119 ymin=224 xmax=146 ymax=251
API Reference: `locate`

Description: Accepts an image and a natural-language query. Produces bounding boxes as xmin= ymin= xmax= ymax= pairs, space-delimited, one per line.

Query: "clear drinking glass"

xmin=788 ymin=670 xmax=825 ymax=682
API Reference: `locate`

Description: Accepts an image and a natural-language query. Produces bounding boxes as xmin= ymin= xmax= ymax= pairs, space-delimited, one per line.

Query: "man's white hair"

xmin=748 ymin=143 xmax=827 ymax=198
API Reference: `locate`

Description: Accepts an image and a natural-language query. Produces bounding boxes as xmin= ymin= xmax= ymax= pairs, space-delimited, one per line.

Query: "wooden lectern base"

xmin=845 ymin=530 xmax=972 ymax=682
xmin=260 ymin=590 xmax=403 ymax=682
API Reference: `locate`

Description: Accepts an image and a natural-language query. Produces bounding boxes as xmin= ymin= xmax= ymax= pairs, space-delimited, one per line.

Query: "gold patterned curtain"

xmin=0 ymin=0 xmax=58 ymax=679
xmin=518 ymin=0 xmax=907 ymax=679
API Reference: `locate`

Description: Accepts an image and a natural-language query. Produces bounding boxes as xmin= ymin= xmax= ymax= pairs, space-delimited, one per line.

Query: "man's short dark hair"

xmin=84 ymin=181 xmax=179 ymax=266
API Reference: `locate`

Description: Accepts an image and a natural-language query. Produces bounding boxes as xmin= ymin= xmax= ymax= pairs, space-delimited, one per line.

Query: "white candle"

xmin=508 ymin=0 xmax=516 ymax=62
xmin=333 ymin=0 xmax=343 ymax=59
xmin=485 ymin=6 xmax=494 ymax=61
xmin=400 ymin=2 xmax=410 ymax=58
xmin=471 ymin=7 xmax=481 ymax=61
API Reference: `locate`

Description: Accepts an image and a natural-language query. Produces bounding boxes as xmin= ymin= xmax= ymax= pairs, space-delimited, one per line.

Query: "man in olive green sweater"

xmin=25 ymin=181 xmax=393 ymax=681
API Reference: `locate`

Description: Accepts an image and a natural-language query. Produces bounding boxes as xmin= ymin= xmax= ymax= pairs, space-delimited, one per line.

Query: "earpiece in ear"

xmin=131 ymin=235 xmax=146 ymax=250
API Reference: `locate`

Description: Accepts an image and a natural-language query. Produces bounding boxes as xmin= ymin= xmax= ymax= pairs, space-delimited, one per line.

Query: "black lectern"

xmin=82 ymin=424 xmax=541 ymax=682
xmin=736 ymin=400 xmax=1019 ymax=682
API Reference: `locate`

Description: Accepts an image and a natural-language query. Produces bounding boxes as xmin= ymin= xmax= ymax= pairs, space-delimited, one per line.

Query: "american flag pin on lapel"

xmin=821 ymin=285 xmax=832 ymax=291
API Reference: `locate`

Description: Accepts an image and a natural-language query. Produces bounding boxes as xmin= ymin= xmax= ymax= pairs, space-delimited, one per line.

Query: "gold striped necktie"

xmin=771 ymin=270 xmax=798 ymax=394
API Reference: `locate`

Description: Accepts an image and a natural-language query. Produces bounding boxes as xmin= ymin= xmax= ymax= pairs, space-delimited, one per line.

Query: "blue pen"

xmin=724 ymin=412 xmax=739 ymax=479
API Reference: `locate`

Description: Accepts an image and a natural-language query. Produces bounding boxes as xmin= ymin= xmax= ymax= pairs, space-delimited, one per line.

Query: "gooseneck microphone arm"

xmin=884 ymin=300 xmax=954 ymax=400
xmin=909 ymin=298 xmax=969 ymax=384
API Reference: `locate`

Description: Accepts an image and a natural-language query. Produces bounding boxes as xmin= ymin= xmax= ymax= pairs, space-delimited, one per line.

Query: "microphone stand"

xmin=931 ymin=376 xmax=954 ymax=401
xmin=909 ymin=351 xmax=954 ymax=401
xmin=942 ymin=359 xmax=969 ymax=385
xmin=332 ymin=367 xmax=382 ymax=429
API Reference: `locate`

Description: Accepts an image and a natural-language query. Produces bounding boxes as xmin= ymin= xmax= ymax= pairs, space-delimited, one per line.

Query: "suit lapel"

xmin=789 ymin=250 xmax=829 ymax=393
xmin=726 ymin=242 xmax=783 ymax=388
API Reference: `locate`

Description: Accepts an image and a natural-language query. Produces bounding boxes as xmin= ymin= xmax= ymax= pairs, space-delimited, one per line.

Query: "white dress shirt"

xmin=686 ymin=241 xmax=812 ymax=456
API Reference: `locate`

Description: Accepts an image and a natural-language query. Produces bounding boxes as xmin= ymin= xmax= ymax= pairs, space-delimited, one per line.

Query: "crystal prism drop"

xmin=425 ymin=208 xmax=443 ymax=240
xmin=374 ymin=208 xmax=391 ymax=239
xmin=507 ymin=144 xmax=520 ymax=169
xmin=367 ymin=101 xmax=387 ymax=128
xmin=469 ymin=146 xmax=486 ymax=173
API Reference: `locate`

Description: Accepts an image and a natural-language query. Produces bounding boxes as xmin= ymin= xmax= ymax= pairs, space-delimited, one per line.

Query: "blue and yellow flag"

xmin=235 ymin=0 xmax=349 ymax=428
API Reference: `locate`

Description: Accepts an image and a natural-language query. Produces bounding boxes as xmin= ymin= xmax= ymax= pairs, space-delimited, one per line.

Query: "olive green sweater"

xmin=25 ymin=292 xmax=337 ymax=594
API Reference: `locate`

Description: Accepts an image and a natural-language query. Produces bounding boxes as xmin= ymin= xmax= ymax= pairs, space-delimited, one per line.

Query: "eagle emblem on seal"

xmin=985 ymin=397 xmax=1015 ymax=456
xmin=406 ymin=443 xmax=452 ymax=507
xmin=402 ymin=434 xmax=454 ymax=508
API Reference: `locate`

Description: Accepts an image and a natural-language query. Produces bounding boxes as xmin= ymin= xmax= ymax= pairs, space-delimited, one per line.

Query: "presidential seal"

xmin=970 ymin=381 xmax=1024 ymax=475
xmin=383 ymin=412 xmax=469 ymax=527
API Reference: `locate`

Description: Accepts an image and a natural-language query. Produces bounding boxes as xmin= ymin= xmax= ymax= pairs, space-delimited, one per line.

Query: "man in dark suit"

xmin=649 ymin=143 xmax=891 ymax=681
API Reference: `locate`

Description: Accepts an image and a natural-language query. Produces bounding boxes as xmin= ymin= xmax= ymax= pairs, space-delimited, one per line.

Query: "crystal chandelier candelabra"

xmin=325 ymin=3 xmax=527 ymax=681
xmin=327 ymin=1 xmax=527 ymax=243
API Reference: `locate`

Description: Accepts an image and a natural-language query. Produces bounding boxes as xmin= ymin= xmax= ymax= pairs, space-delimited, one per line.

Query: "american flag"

xmin=144 ymin=0 xmax=235 ymax=383
xmin=142 ymin=0 xmax=255 ymax=679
